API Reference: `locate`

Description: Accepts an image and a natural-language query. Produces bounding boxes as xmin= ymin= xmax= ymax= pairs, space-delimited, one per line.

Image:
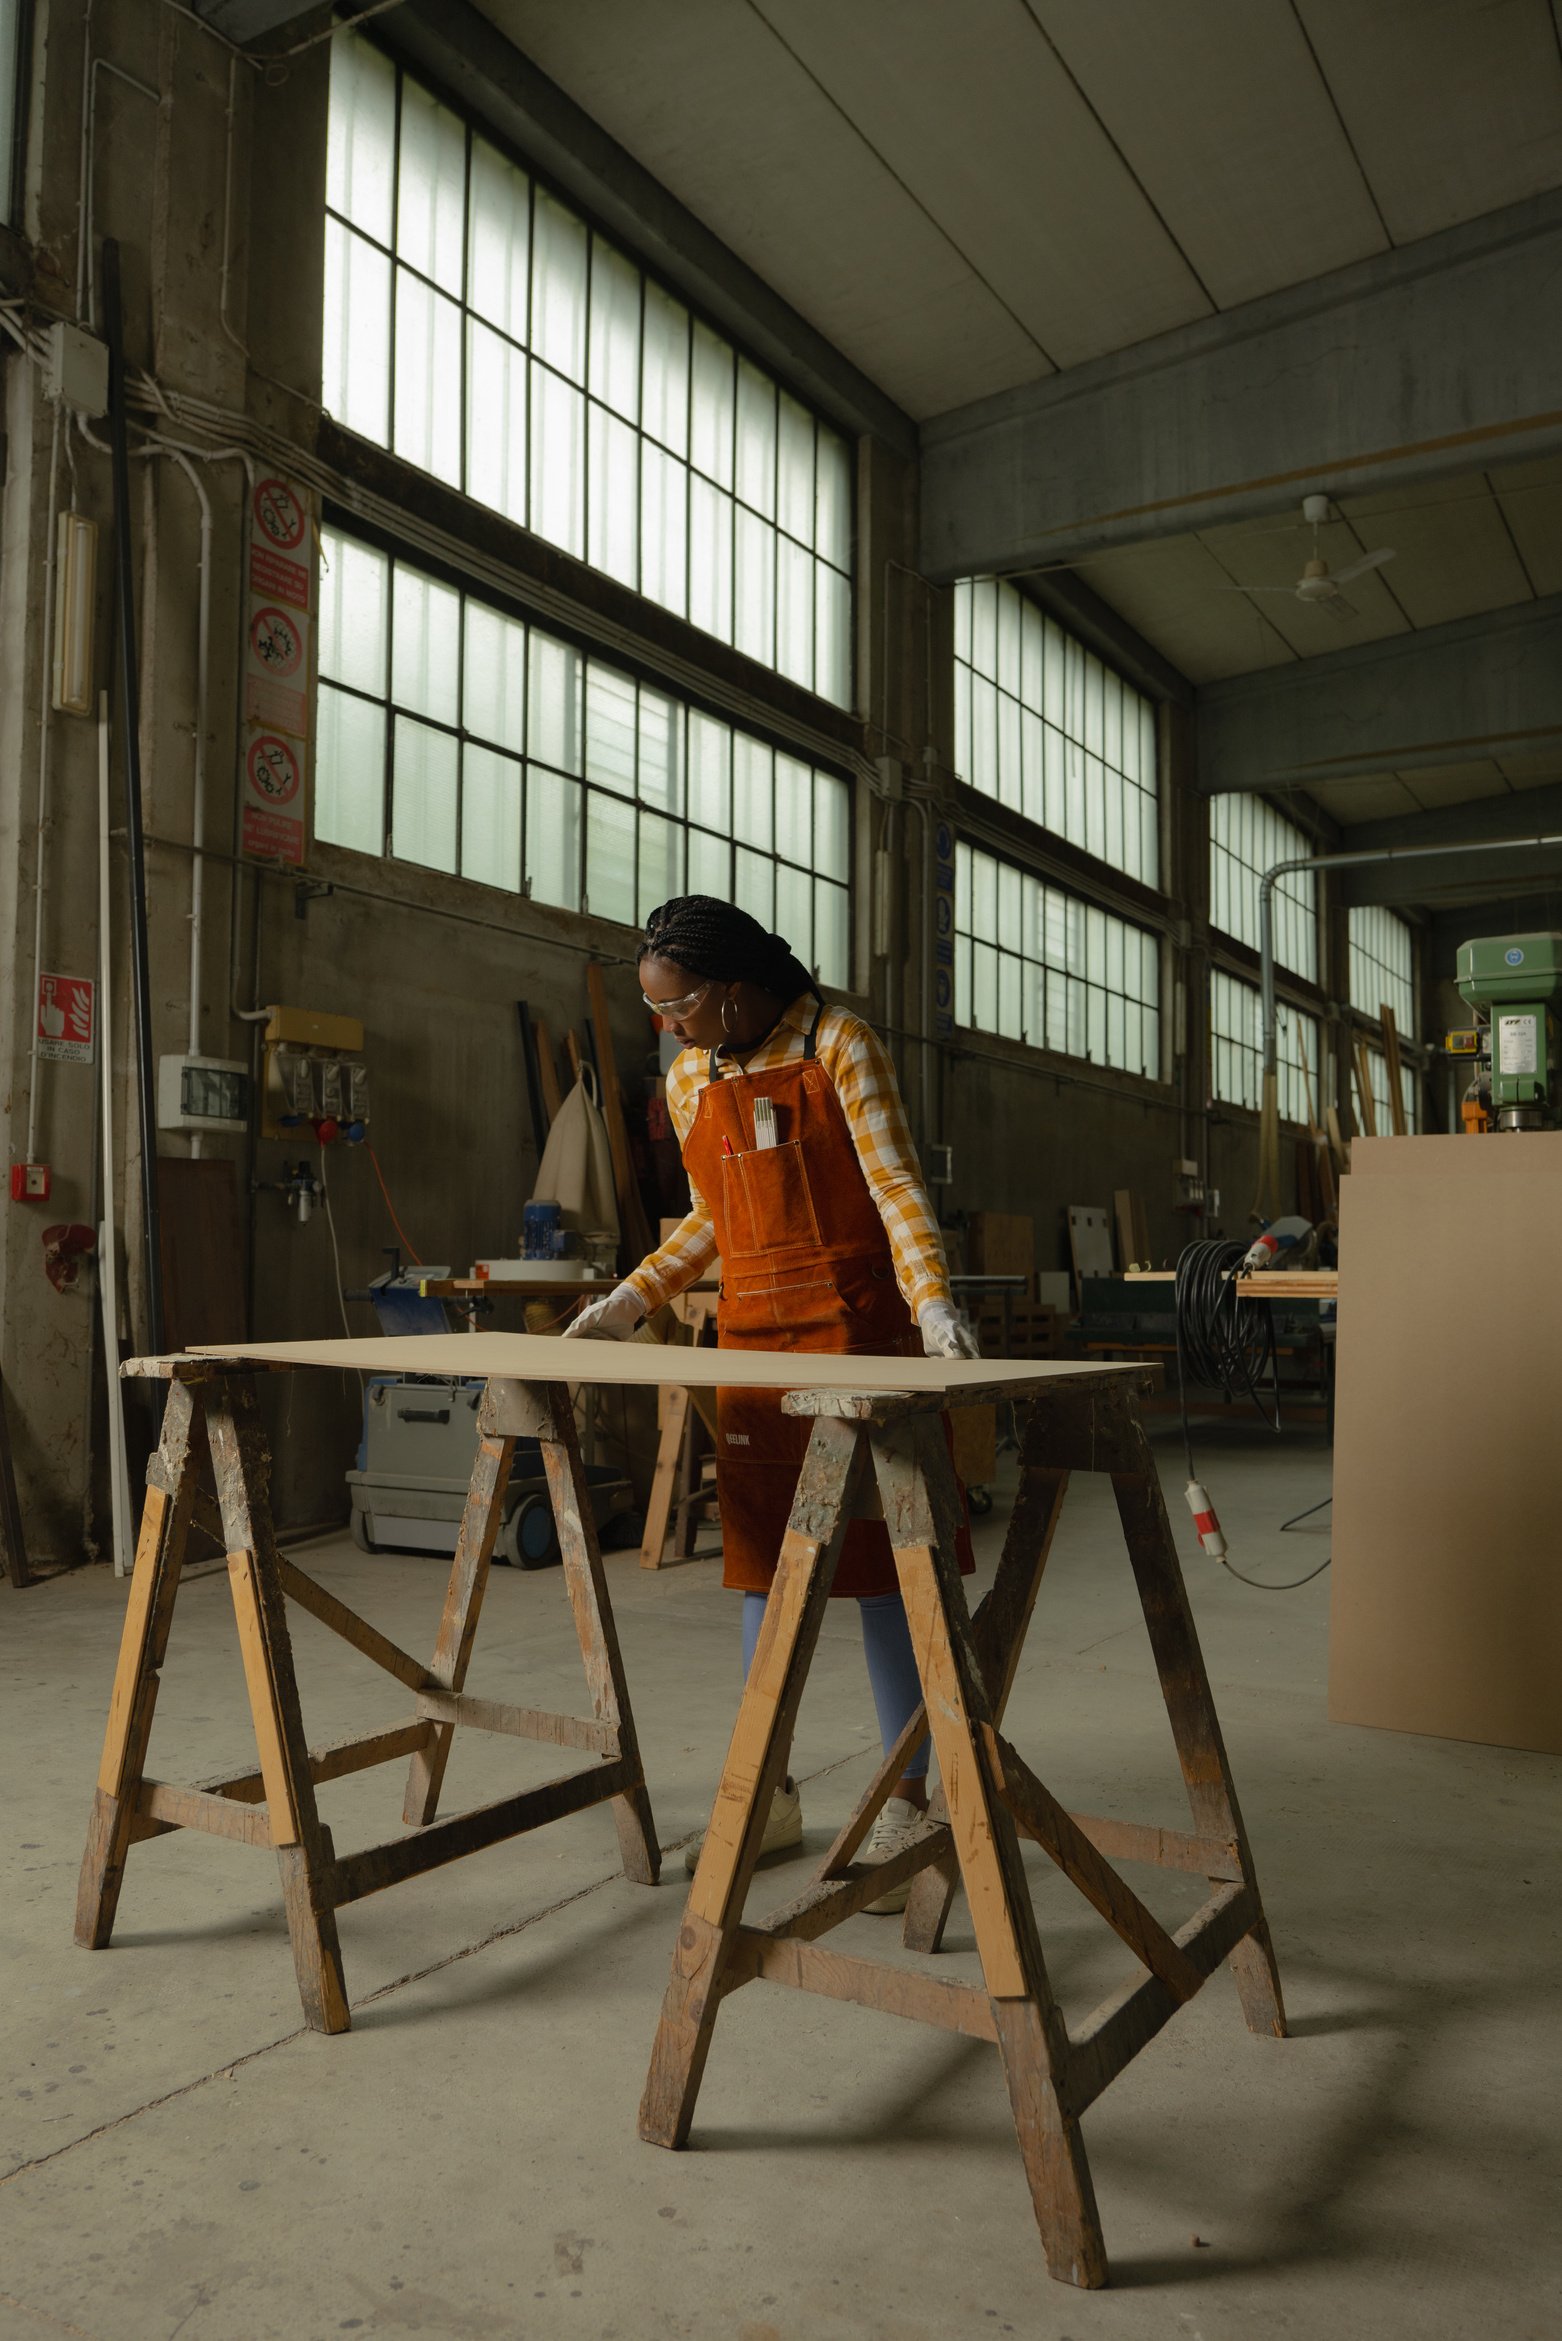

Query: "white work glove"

xmin=918 ymin=1297 xmax=979 ymax=1360
xmin=563 ymin=1281 xmax=643 ymax=1340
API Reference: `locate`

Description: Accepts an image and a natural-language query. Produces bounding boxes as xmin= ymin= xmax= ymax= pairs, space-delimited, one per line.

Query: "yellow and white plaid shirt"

xmin=626 ymin=995 xmax=952 ymax=1319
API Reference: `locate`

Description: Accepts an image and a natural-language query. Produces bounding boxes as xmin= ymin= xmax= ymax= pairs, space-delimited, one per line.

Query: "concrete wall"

xmin=1 ymin=0 xmax=1321 ymax=1565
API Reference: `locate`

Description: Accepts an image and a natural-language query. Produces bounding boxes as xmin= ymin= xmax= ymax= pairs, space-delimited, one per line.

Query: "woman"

xmin=566 ymin=895 xmax=977 ymax=1909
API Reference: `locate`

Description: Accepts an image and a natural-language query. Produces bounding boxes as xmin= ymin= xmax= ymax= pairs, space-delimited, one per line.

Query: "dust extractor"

xmin=1451 ymin=933 xmax=1562 ymax=1133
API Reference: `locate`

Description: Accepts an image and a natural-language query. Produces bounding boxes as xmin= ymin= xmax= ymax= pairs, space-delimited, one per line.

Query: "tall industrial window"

xmin=1209 ymin=795 xmax=1317 ymax=980
xmin=0 ymin=0 xmax=24 ymax=223
xmin=954 ymin=842 xmax=1161 ymax=1078
xmin=1364 ymin=1046 xmax=1418 ymax=1134
xmin=951 ymin=578 xmax=1159 ymax=886
xmin=1349 ymin=905 xmax=1415 ymax=1035
xmin=1210 ymin=969 xmax=1320 ymax=1127
xmin=315 ymin=528 xmax=852 ymax=983
xmin=323 ymin=38 xmax=853 ymax=706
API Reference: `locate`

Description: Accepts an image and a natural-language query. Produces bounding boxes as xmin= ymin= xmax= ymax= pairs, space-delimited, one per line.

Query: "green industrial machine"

xmin=1454 ymin=933 xmax=1562 ymax=1131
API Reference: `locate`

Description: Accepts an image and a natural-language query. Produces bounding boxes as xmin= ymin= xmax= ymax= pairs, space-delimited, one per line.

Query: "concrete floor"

xmin=2 ymin=1422 xmax=1558 ymax=2341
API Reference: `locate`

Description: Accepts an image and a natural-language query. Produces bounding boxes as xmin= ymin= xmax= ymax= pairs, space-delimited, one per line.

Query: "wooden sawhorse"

xmin=76 ymin=1360 xmax=658 ymax=2032
xmin=639 ymin=1368 xmax=1286 ymax=2289
xmin=639 ymin=1292 xmax=719 ymax=1570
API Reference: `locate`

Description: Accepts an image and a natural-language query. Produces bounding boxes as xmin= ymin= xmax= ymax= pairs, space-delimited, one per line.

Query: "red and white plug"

xmin=1184 ymin=1480 xmax=1228 ymax=1563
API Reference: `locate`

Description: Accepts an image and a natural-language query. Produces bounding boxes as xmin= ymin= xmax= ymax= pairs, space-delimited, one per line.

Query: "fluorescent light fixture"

xmin=53 ymin=511 xmax=98 ymax=716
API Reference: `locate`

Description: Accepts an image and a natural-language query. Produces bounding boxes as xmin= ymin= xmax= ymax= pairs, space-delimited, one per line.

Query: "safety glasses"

xmin=641 ymin=979 xmax=713 ymax=1020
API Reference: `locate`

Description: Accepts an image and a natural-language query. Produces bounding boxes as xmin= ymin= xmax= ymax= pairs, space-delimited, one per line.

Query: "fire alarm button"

xmin=10 ymin=1163 xmax=53 ymax=1202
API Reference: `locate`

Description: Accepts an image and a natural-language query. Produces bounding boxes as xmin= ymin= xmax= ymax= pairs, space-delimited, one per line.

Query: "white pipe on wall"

xmin=169 ymin=451 xmax=214 ymax=1111
xmin=24 ymin=404 xmax=62 ymax=1167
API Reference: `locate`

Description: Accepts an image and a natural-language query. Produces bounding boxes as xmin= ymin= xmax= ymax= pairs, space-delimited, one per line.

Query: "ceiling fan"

xmin=1222 ymin=493 xmax=1396 ymax=620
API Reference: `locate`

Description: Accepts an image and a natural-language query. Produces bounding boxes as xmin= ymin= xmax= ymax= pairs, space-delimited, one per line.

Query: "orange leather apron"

xmin=682 ymin=1011 xmax=973 ymax=1597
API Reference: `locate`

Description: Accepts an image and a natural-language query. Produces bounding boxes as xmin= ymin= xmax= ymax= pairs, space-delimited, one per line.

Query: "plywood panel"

xmin=157 ymin=1158 xmax=245 ymax=1353
xmin=183 ymin=1331 xmax=1141 ymax=1402
xmin=1349 ymin=1132 xmax=1562 ymax=1178
xmin=1330 ymin=1143 xmax=1562 ymax=1753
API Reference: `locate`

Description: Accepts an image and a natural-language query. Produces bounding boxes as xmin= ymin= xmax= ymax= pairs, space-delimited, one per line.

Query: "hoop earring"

xmin=720 ymin=989 xmax=738 ymax=1037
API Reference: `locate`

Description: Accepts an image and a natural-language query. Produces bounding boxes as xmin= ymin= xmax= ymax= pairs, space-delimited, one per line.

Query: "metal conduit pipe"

xmin=167 ymin=452 xmax=214 ymax=1125
xmin=1259 ymin=834 xmax=1562 ymax=1078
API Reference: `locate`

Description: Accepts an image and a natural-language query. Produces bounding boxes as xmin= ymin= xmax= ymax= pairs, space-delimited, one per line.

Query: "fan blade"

xmin=1214 ymin=584 xmax=1304 ymax=595
xmin=1320 ymin=594 xmax=1357 ymax=625
xmin=1332 ymin=546 xmax=1395 ymax=586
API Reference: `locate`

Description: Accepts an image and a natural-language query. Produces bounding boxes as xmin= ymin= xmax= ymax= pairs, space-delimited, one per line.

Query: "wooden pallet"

xmin=974 ymin=1299 xmax=1063 ymax=1358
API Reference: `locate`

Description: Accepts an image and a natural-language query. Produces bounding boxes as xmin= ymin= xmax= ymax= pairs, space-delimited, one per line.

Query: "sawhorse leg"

xmin=1107 ymin=1395 xmax=1286 ymax=2038
xmin=403 ymin=1430 xmax=514 ymax=1826
xmin=75 ymin=1378 xmax=203 ymax=1948
xmin=637 ymin=1378 xmax=1286 ymax=2289
xmin=639 ymin=1413 xmax=865 ymax=2146
xmin=877 ymin=1412 xmax=1106 ymax=2288
xmin=901 ymin=1433 xmax=1072 ymax=1953
xmin=206 ymin=1376 xmax=350 ymax=2034
xmin=76 ymin=1362 xmax=661 ymax=2036
xmin=529 ymin=1383 xmax=659 ymax=1884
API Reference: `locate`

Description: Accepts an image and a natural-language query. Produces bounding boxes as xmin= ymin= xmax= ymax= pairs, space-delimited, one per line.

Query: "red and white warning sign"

xmin=241 ymin=475 xmax=313 ymax=864
xmin=37 ymin=972 xmax=95 ymax=1063
xmin=253 ymin=477 xmax=306 ymax=551
xmin=247 ymin=734 xmax=301 ymax=806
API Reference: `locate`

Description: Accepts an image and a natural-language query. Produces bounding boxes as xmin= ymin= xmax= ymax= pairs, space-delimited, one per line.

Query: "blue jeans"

xmin=741 ymin=1588 xmax=930 ymax=1780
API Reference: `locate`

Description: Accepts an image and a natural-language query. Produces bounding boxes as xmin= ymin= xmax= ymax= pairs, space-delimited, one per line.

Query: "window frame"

xmin=312 ymin=513 xmax=856 ymax=986
xmin=1361 ymin=1040 xmax=1419 ymax=1135
xmin=1208 ymin=792 xmax=1319 ymax=983
xmin=321 ymin=32 xmax=855 ymax=712
xmin=1208 ymin=964 xmax=1322 ymax=1130
xmin=0 ymin=0 xmax=30 ymax=230
xmin=951 ymin=575 xmax=1163 ymax=894
xmin=952 ymin=836 xmax=1166 ymax=1086
xmin=1348 ymin=903 xmax=1417 ymax=1039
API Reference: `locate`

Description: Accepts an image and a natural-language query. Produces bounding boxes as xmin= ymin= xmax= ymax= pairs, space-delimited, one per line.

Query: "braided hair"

xmin=639 ymin=896 xmax=821 ymax=1003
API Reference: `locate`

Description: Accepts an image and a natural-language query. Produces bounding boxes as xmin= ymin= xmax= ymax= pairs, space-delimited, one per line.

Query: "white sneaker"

xmin=684 ymin=1779 xmax=803 ymax=1874
xmin=862 ymin=1795 xmax=928 ymax=1914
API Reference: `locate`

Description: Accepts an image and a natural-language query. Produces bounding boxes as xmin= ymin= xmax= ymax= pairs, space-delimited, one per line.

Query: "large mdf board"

xmin=1330 ymin=1139 xmax=1562 ymax=1754
xmin=184 ymin=1332 xmax=1142 ymax=1404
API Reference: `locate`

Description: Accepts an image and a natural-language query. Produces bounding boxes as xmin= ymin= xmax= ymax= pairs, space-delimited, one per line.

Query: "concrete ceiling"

xmin=475 ymin=0 xmax=1562 ymax=422
xmin=1052 ymin=455 xmax=1562 ymax=686
xmin=468 ymin=0 xmax=1562 ymax=845
xmin=1295 ymin=745 xmax=1562 ymax=830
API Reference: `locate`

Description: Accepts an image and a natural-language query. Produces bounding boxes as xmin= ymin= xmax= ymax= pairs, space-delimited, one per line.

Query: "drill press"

xmin=1453 ymin=933 xmax=1562 ymax=1132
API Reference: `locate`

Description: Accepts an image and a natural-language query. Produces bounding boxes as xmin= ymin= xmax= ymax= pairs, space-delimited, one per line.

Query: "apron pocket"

xmin=725 ymin=1141 xmax=821 ymax=1253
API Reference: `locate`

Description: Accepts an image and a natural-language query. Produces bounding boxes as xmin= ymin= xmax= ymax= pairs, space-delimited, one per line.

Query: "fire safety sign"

xmin=37 ymin=972 xmax=95 ymax=1062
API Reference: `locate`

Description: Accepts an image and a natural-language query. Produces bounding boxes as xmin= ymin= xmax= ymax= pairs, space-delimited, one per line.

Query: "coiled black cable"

xmin=1174 ymin=1238 xmax=1329 ymax=1590
xmin=1174 ymin=1238 xmax=1279 ymax=1477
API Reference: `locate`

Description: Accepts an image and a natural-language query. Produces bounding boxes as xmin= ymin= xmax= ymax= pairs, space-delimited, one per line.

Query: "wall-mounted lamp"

xmin=52 ymin=512 xmax=98 ymax=716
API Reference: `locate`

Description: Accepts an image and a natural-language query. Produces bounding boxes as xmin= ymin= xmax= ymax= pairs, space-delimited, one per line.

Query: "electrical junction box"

xmin=264 ymin=1005 xmax=364 ymax=1053
xmin=42 ymin=322 xmax=110 ymax=419
xmin=261 ymin=1005 xmax=367 ymax=1139
xmin=157 ymin=1055 xmax=250 ymax=1135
